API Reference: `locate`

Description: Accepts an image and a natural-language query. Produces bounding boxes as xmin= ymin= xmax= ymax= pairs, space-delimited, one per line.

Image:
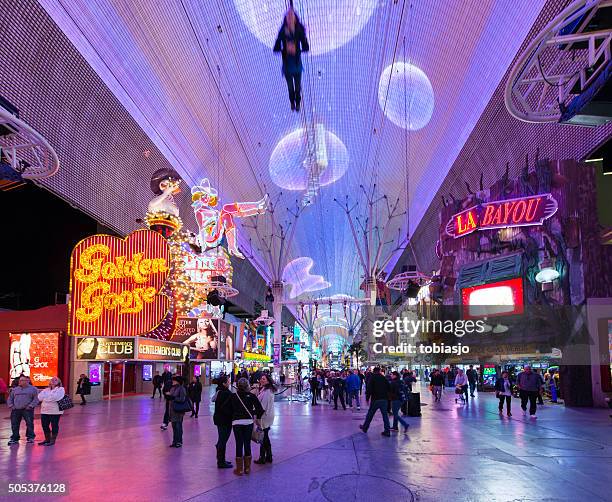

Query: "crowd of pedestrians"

xmin=4 ymin=362 xmax=559 ymax=473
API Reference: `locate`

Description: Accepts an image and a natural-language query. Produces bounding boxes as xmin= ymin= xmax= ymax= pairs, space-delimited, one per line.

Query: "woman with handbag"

xmin=254 ymin=374 xmax=276 ymax=465
xmin=229 ymin=378 xmax=264 ymax=476
xmin=37 ymin=376 xmax=65 ymax=446
xmin=495 ymin=371 xmax=513 ymax=417
xmin=167 ymin=376 xmax=189 ymax=448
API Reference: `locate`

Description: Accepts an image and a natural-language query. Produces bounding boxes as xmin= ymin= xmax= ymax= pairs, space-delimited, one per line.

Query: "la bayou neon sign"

xmin=446 ymin=193 xmax=558 ymax=238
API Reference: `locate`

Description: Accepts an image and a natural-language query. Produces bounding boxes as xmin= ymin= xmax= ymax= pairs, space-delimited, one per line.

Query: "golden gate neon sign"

xmin=69 ymin=229 xmax=170 ymax=337
xmin=446 ymin=194 xmax=558 ymax=238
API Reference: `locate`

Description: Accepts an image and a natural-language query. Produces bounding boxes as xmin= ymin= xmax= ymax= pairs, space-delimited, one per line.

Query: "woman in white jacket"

xmin=254 ymin=374 xmax=276 ymax=465
xmin=37 ymin=377 xmax=65 ymax=446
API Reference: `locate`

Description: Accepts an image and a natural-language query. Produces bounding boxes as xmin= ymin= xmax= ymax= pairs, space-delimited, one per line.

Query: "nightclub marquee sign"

xmin=68 ymin=229 xmax=170 ymax=337
xmin=446 ymin=193 xmax=558 ymax=238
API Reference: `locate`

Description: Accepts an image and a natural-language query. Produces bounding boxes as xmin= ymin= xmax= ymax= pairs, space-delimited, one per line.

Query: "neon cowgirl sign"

xmin=445 ymin=193 xmax=558 ymax=238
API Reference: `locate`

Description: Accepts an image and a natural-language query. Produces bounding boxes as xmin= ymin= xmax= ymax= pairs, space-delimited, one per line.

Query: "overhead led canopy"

xmin=378 ymin=62 xmax=434 ymax=130
xmin=269 ymin=126 xmax=349 ymax=191
xmin=232 ymin=0 xmax=378 ymax=56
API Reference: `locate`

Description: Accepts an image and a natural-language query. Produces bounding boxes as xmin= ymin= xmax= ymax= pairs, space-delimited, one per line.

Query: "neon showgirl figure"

xmin=191 ymin=178 xmax=267 ymax=259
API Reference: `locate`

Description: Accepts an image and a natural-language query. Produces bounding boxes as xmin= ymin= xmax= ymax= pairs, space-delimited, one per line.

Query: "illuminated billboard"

xmin=461 ymin=278 xmax=524 ymax=319
xmin=9 ymin=332 xmax=59 ymax=387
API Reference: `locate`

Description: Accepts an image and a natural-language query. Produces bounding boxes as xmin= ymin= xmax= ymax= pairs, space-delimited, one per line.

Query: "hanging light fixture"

xmin=535 ymin=258 xmax=560 ymax=283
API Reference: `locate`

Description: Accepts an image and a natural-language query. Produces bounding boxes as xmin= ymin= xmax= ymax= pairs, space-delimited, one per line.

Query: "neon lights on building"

xmin=446 ymin=194 xmax=558 ymax=238
xmin=69 ymin=229 xmax=170 ymax=337
xmin=191 ymin=178 xmax=267 ymax=259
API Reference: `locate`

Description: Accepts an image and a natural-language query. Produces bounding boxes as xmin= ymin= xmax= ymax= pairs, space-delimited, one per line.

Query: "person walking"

xmin=331 ymin=372 xmax=347 ymax=410
xmin=495 ymin=371 xmax=513 ymax=417
xmin=273 ymin=6 xmax=310 ymax=112
xmin=535 ymin=369 xmax=545 ymax=405
xmin=254 ymin=374 xmax=276 ymax=465
xmin=7 ymin=375 xmax=39 ymax=445
xmin=167 ymin=376 xmax=189 ymax=447
xmin=359 ymin=367 xmax=391 ymax=437
xmin=230 ymin=378 xmax=264 ymax=476
xmin=455 ymin=369 xmax=469 ymax=403
xmin=430 ymin=369 xmax=444 ymax=402
xmin=346 ymin=369 xmax=361 ymax=410
xmin=212 ymin=375 xmax=233 ymax=469
xmin=188 ymin=376 xmax=203 ymax=418
xmin=389 ymin=371 xmax=410 ymax=433
xmin=76 ymin=373 xmax=91 ymax=405
xmin=364 ymin=369 xmax=372 ymax=404
xmin=517 ymin=365 xmax=541 ymax=418
xmin=309 ymin=372 xmax=319 ymax=406
xmin=548 ymin=369 xmax=558 ymax=403
xmin=151 ymin=372 xmax=163 ymax=399
xmin=466 ymin=365 xmax=478 ymax=398
xmin=37 ymin=376 xmax=65 ymax=446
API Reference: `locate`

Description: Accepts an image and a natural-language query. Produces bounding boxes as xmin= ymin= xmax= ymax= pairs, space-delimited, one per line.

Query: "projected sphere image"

xmin=232 ymin=0 xmax=378 ymax=56
xmin=269 ymin=128 xmax=349 ymax=191
xmin=378 ymin=62 xmax=434 ymax=130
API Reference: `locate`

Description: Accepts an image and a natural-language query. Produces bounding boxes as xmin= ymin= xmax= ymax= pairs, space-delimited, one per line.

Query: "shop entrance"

xmin=103 ymin=362 xmax=136 ymax=396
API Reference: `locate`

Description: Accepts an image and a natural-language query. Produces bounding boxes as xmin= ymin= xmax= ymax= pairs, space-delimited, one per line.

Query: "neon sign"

xmin=446 ymin=194 xmax=558 ymax=238
xmin=69 ymin=230 xmax=170 ymax=337
xmin=184 ymin=247 xmax=233 ymax=285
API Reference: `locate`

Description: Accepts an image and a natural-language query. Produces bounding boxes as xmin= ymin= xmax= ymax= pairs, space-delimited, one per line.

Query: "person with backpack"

xmin=212 ymin=375 xmax=233 ymax=469
xmin=166 ymin=376 xmax=189 ymax=447
xmin=389 ymin=371 xmax=410 ymax=433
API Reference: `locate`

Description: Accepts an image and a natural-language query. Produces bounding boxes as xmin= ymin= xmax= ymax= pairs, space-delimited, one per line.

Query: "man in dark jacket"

xmin=330 ymin=372 xmax=347 ymax=410
xmin=517 ymin=365 xmax=542 ymax=418
xmin=359 ymin=367 xmax=391 ymax=436
xmin=151 ymin=372 xmax=163 ymax=399
xmin=309 ymin=372 xmax=319 ymax=406
xmin=466 ymin=365 xmax=478 ymax=397
xmin=7 ymin=375 xmax=39 ymax=445
xmin=213 ymin=376 xmax=233 ymax=469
